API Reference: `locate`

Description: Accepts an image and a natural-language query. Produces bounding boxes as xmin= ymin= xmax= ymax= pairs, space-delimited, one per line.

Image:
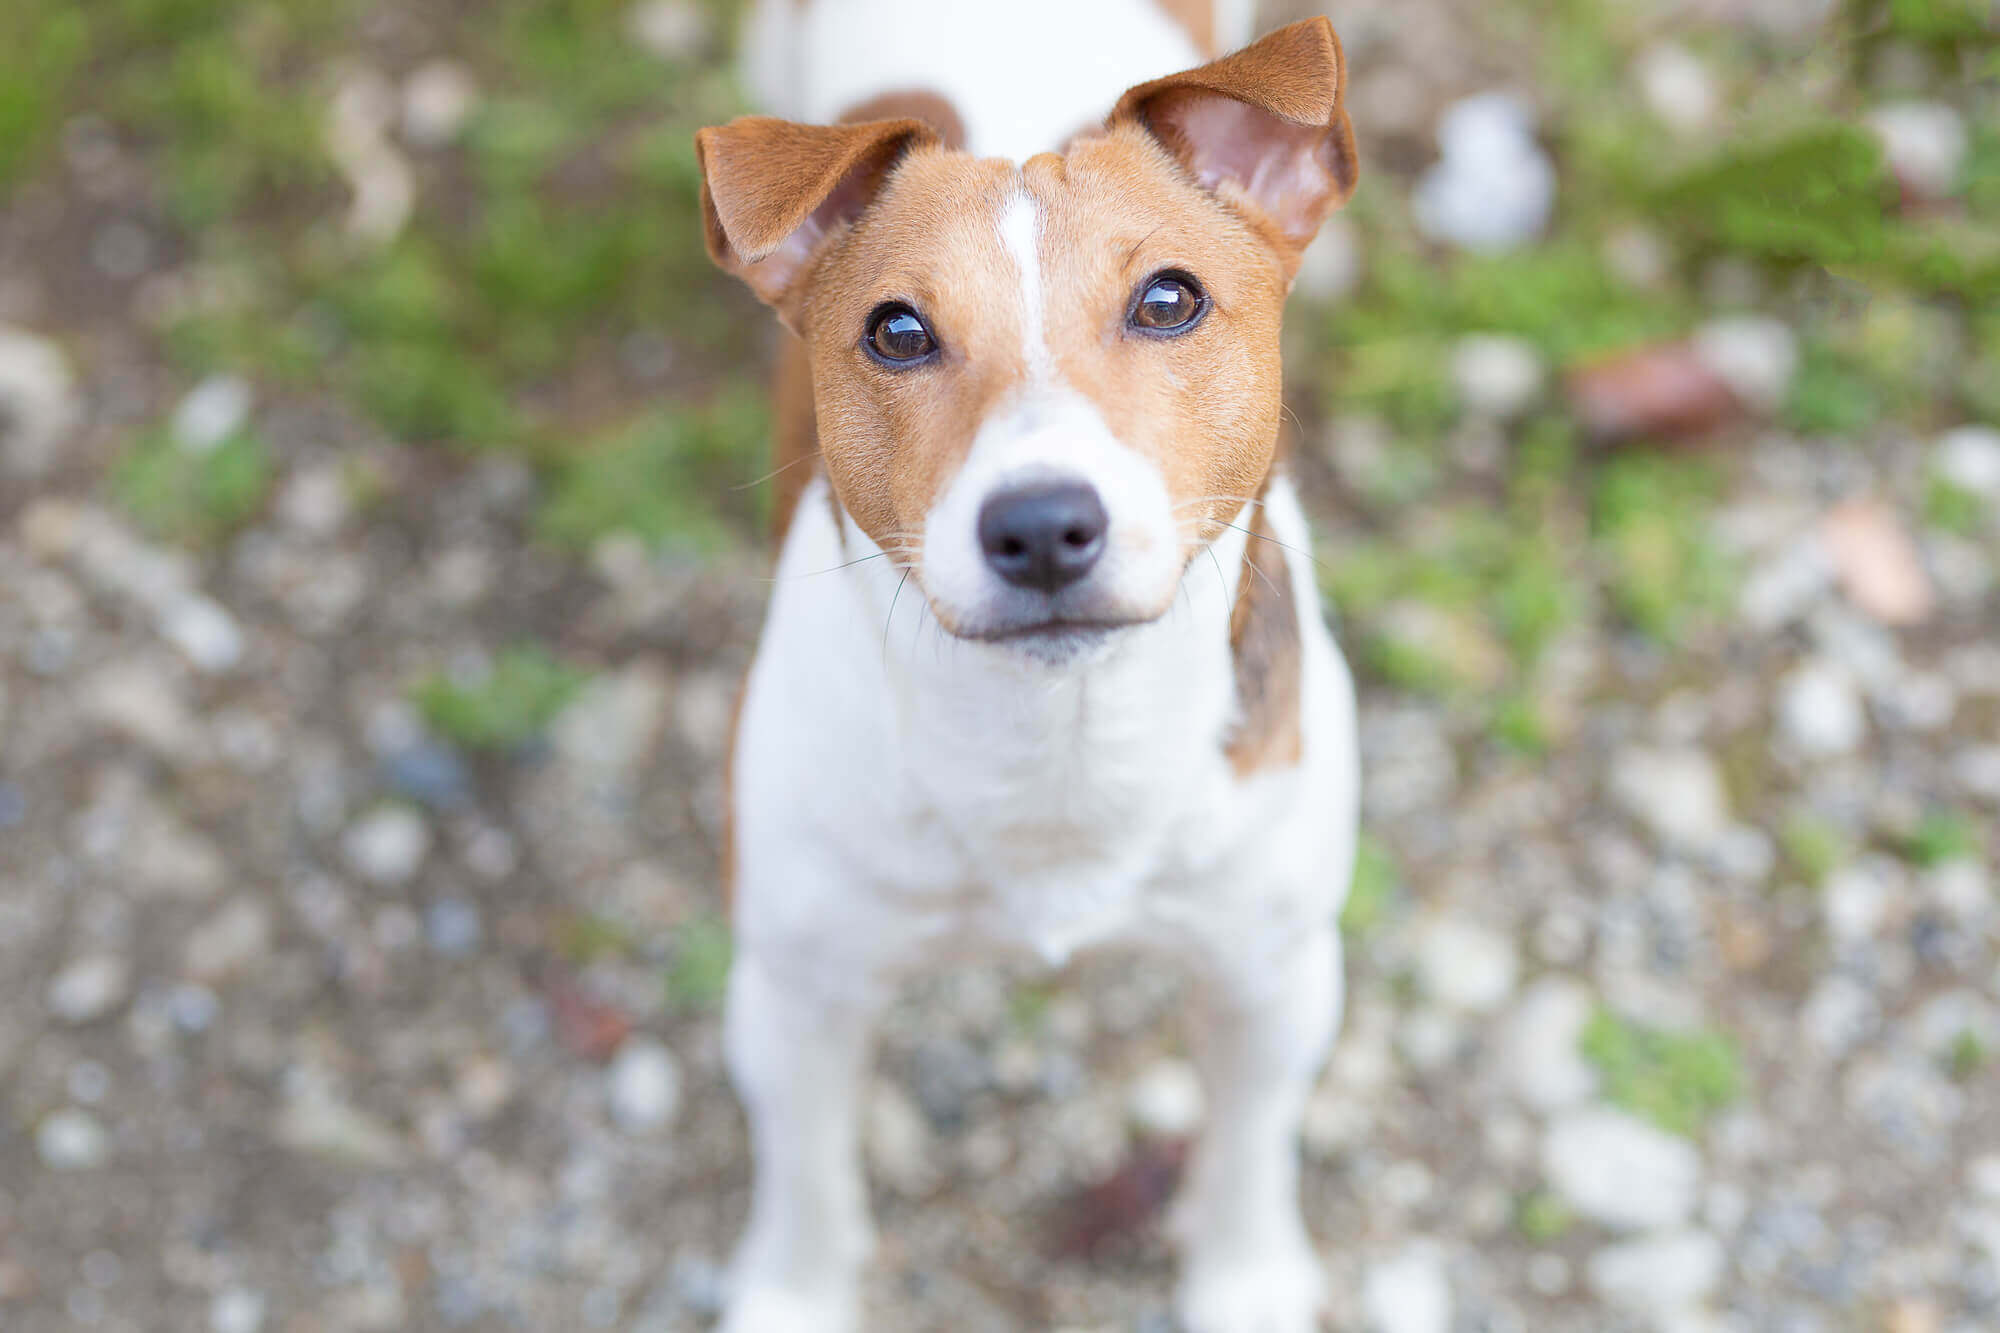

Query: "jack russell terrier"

xmin=697 ymin=4 xmax=1359 ymax=1329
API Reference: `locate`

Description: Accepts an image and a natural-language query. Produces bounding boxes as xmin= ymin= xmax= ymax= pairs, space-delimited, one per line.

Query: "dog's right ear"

xmin=696 ymin=116 xmax=938 ymax=320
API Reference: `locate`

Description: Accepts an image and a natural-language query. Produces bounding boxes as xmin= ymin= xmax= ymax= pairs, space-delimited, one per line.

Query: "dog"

xmin=696 ymin=4 xmax=1360 ymax=1329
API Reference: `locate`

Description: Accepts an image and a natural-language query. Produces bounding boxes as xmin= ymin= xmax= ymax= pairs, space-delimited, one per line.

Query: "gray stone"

xmin=400 ymin=60 xmax=478 ymax=147
xmin=0 ymin=324 xmax=80 ymax=476
xmin=1587 ymin=1229 xmax=1724 ymax=1316
xmin=1413 ymin=94 xmax=1554 ymax=251
xmin=182 ymin=898 xmax=272 ymax=985
xmin=1452 ymin=335 xmax=1544 ymax=421
xmin=1502 ymin=976 xmax=1599 ymax=1112
xmin=1775 ymin=661 xmax=1866 ymax=757
xmin=37 ymin=1108 xmax=109 ymax=1169
xmin=551 ymin=664 xmax=670 ymax=782
xmin=1126 ymin=1057 xmax=1204 ymax=1137
xmin=1542 ymin=1107 xmax=1702 ymax=1231
xmin=867 ymin=1082 xmax=940 ymax=1196
xmin=341 ymin=807 xmax=432 ymax=886
xmin=210 ymin=1287 xmax=268 ymax=1333
xmin=1362 ymin=1243 xmax=1453 ymax=1333
xmin=1694 ymin=316 xmax=1798 ymax=415
xmin=1609 ymin=747 xmax=1730 ymax=852
xmin=1415 ymin=916 xmax=1519 ymax=1014
xmin=607 ymin=1037 xmax=682 ymax=1133
xmin=46 ymin=954 xmax=131 ymax=1025
xmin=169 ymin=375 xmax=252 ymax=453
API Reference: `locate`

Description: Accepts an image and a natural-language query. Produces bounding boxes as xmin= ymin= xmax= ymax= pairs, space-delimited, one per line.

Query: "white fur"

xmin=744 ymin=0 xmax=1205 ymax=161
xmin=722 ymin=7 xmax=1365 ymax=1333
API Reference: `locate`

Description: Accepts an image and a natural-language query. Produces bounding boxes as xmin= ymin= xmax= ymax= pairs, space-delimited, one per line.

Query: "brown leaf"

xmin=1045 ymin=1136 xmax=1188 ymax=1260
xmin=1820 ymin=499 xmax=1934 ymax=627
xmin=544 ymin=968 xmax=633 ymax=1062
xmin=1567 ymin=344 xmax=1741 ymax=443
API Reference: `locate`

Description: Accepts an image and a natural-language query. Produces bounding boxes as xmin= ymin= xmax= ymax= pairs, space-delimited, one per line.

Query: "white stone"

xmin=1926 ymin=858 xmax=1990 ymax=923
xmin=47 ymin=955 xmax=131 ymax=1025
xmin=1502 ymin=976 xmax=1599 ymax=1112
xmin=400 ymin=60 xmax=478 ymax=148
xmin=607 ymin=1037 xmax=682 ymax=1133
xmin=1413 ymin=94 xmax=1555 ymax=252
xmin=0 ymin=324 xmax=80 ymax=476
xmin=79 ymin=659 xmax=201 ymax=755
xmin=37 ymin=1108 xmax=109 ymax=1169
xmin=1542 ymin=1108 xmax=1702 ymax=1231
xmin=1362 ymin=1243 xmax=1453 ymax=1333
xmin=1609 ymin=747 xmax=1731 ymax=852
xmin=550 ymin=664 xmax=670 ymax=781
xmin=1587 ymin=1229 xmax=1724 ymax=1317
xmin=341 ymin=807 xmax=431 ymax=886
xmin=1637 ymin=43 xmax=1718 ymax=135
xmin=1956 ymin=743 xmax=2000 ymax=805
xmin=1293 ymin=216 xmax=1362 ymax=303
xmin=1452 ymin=335 xmax=1544 ymax=420
xmin=1824 ymin=860 xmax=1895 ymax=944
xmin=1936 ymin=425 xmax=2000 ymax=498
xmin=1867 ymin=101 xmax=1967 ymax=199
xmin=1693 ymin=316 xmax=1797 ymax=415
xmin=1126 ymin=1057 xmax=1204 ymax=1137
xmin=160 ymin=595 xmax=245 ymax=674
xmin=628 ymin=0 xmax=707 ymax=60
xmin=170 ymin=375 xmax=253 ymax=453
xmin=867 ymin=1082 xmax=940 ymax=1196
xmin=277 ymin=464 xmax=352 ymax=537
xmin=210 ymin=1287 xmax=268 ymax=1333
xmin=1415 ymin=916 xmax=1520 ymax=1014
xmin=183 ymin=897 xmax=272 ymax=985
xmin=1775 ymin=660 xmax=1865 ymax=757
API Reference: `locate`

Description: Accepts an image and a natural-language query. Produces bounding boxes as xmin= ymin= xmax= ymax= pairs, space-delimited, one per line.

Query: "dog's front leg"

xmin=720 ymin=947 xmax=885 ymax=1333
xmin=1172 ymin=924 xmax=1341 ymax=1333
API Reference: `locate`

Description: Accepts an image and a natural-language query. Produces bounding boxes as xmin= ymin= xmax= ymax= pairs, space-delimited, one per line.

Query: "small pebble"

xmin=1362 ymin=1243 xmax=1453 ymax=1333
xmin=342 ymin=807 xmax=432 ymax=886
xmin=37 ymin=1109 xmax=109 ymax=1170
xmin=607 ymin=1037 xmax=683 ymax=1133
xmin=1415 ymin=916 xmax=1519 ymax=1013
xmin=170 ymin=375 xmax=253 ymax=453
xmin=1126 ymin=1058 xmax=1204 ymax=1137
xmin=47 ymin=955 xmax=131 ymax=1025
xmin=1542 ymin=1107 xmax=1702 ymax=1231
xmin=210 ymin=1286 xmax=268 ymax=1333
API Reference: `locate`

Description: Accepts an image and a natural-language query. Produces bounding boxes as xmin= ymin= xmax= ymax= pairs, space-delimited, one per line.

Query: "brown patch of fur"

xmin=1154 ymin=0 xmax=1216 ymax=54
xmin=838 ymin=90 xmax=967 ymax=150
xmin=1225 ymin=498 xmax=1303 ymax=774
xmin=768 ymin=328 xmax=819 ymax=543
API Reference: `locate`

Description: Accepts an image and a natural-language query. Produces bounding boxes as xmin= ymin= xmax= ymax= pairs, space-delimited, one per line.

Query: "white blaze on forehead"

xmin=998 ymin=192 xmax=1055 ymax=383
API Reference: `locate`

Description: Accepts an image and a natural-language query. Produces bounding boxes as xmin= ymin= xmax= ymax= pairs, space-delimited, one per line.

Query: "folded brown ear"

xmin=1110 ymin=16 xmax=1358 ymax=259
xmin=695 ymin=115 xmax=939 ymax=313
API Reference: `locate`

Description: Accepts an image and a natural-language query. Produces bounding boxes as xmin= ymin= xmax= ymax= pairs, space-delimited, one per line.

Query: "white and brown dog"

xmin=697 ymin=5 xmax=1360 ymax=1330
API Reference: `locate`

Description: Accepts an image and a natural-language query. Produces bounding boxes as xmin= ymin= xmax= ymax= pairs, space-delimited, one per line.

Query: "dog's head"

xmin=697 ymin=18 xmax=1356 ymax=655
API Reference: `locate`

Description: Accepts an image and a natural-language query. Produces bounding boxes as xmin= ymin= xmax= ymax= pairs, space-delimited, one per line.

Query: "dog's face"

xmin=698 ymin=19 xmax=1356 ymax=653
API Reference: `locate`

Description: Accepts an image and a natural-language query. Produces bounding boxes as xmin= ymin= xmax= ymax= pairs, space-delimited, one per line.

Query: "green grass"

xmin=1780 ymin=814 xmax=1851 ymax=887
xmin=1340 ymin=836 xmax=1400 ymax=939
xmin=1580 ymin=1009 xmax=1743 ymax=1137
xmin=666 ymin=913 xmax=733 ymax=1013
xmin=1902 ymin=809 xmax=1983 ymax=868
xmin=1515 ymin=1190 xmax=1575 ymax=1243
xmin=1592 ymin=452 xmax=1733 ymax=643
xmin=110 ymin=427 xmax=273 ymax=546
xmin=412 ymin=644 xmax=591 ymax=751
xmin=538 ymin=387 xmax=769 ymax=553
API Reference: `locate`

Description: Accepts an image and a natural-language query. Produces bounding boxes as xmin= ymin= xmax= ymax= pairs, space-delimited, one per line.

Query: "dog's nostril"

xmin=978 ymin=482 xmax=1108 ymax=593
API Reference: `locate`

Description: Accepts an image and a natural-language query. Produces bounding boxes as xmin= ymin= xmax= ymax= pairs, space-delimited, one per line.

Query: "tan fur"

xmin=1154 ymin=0 xmax=1217 ymax=55
xmin=838 ymin=90 xmax=968 ymax=151
xmin=1225 ymin=496 xmax=1304 ymax=773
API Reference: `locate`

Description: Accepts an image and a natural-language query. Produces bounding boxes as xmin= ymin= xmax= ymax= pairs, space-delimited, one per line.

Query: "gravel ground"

xmin=2 ymin=1 xmax=1997 ymax=1331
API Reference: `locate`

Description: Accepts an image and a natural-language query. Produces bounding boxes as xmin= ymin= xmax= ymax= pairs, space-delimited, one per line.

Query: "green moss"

xmin=1949 ymin=1028 xmax=1988 ymax=1080
xmin=1902 ymin=808 xmax=1982 ymax=868
xmin=1924 ymin=473 xmax=1987 ymax=535
xmin=1780 ymin=814 xmax=1850 ymax=887
xmin=1580 ymin=1009 xmax=1743 ymax=1137
xmin=1490 ymin=693 xmax=1551 ymax=756
xmin=1341 ymin=836 xmax=1400 ymax=939
xmin=538 ymin=387 xmax=768 ymax=553
xmin=1516 ymin=1190 xmax=1575 ymax=1243
xmin=666 ymin=913 xmax=733 ymax=1013
xmin=1592 ymin=453 xmax=1731 ymax=642
xmin=411 ymin=644 xmax=591 ymax=751
xmin=110 ymin=427 xmax=273 ymax=547
xmin=1655 ymin=123 xmax=1892 ymax=268
xmin=1786 ymin=338 xmax=1883 ymax=435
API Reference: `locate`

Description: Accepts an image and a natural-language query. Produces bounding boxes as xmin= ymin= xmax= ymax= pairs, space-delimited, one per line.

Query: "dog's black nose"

xmin=978 ymin=482 xmax=1108 ymax=592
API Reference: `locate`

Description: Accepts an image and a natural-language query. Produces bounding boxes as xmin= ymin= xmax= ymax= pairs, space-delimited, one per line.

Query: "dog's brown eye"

xmin=1130 ymin=271 xmax=1207 ymax=335
xmin=865 ymin=305 xmax=936 ymax=364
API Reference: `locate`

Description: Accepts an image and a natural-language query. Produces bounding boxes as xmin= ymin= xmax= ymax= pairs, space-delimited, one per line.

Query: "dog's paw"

xmin=716 ymin=1284 xmax=855 ymax=1333
xmin=1174 ymin=1244 xmax=1327 ymax=1333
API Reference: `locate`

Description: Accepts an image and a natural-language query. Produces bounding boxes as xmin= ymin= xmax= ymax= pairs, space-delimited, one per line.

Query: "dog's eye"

xmin=1129 ymin=271 xmax=1207 ymax=335
xmin=865 ymin=305 xmax=937 ymax=364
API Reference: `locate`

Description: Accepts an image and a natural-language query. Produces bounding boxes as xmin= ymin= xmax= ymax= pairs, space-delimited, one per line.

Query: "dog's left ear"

xmin=1111 ymin=17 xmax=1358 ymax=264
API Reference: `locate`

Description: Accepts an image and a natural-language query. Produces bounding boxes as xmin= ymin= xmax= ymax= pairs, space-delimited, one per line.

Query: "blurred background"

xmin=0 ymin=0 xmax=1996 ymax=1330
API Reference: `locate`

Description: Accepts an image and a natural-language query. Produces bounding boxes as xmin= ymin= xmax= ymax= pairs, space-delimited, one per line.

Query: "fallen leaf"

xmin=1045 ymin=1136 xmax=1188 ymax=1260
xmin=1820 ymin=499 xmax=1934 ymax=627
xmin=1567 ymin=344 xmax=1741 ymax=443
